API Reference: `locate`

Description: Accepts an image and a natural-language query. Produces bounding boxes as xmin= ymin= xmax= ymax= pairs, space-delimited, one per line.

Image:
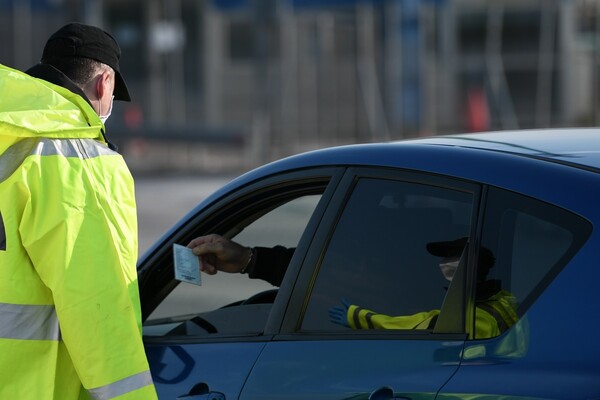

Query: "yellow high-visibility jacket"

xmin=347 ymin=289 xmax=518 ymax=339
xmin=0 ymin=64 xmax=157 ymax=399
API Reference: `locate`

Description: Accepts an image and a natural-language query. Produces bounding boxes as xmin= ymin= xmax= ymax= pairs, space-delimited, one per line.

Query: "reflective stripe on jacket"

xmin=347 ymin=289 xmax=518 ymax=339
xmin=474 ymin=289 xmax=519 ymax=339
xmin=0 ymin=64 xmax=157 ymax=399
xmin=348 ymin=306 xmax=440 ymax=330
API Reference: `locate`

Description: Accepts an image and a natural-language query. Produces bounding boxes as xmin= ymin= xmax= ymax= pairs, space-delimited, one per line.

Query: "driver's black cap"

xmin=41 ymin=22 xmax=131 ymax=101
xmin=427 ymin=237 xmax=495 ymax=269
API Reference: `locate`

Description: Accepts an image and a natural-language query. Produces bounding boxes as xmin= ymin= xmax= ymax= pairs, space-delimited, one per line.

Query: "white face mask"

xmin=439 ymin=257 xmax=460 ymax=282
xmin=99 ymin=95 xmax=114 ymax=124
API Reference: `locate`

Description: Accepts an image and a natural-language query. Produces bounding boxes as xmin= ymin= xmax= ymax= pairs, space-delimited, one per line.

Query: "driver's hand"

xmin=187 ymin=234 xmax=251 ymax=275
xmin=328 ymin=298 xmax=351 ymax=327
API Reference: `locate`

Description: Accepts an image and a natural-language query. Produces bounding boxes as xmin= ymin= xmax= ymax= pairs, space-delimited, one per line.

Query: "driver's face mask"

xmin=439 ymin=256 xmax=460 ymax=282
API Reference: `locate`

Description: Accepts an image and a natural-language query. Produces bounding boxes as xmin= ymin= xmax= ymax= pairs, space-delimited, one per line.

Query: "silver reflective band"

xmin=0 ymin=303 xmax=60 ymax=341
xmin=88 ymin=370 xmax=154 ymax=400
xmin=0 ymin=137 xmax=116 ymax=183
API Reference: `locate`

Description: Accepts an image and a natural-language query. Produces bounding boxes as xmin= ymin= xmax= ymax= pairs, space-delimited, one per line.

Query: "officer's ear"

xmin=95 ymin=69 xmax=113 ymax=100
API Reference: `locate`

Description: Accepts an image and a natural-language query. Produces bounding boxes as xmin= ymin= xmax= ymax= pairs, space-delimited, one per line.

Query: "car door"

xmin=239 ymin=168 xmax=480 ymax=400
xmin=139 ymin=168 xmax=344 ymax=399
xmin=437 ymin=185 xmax=595 ymax=399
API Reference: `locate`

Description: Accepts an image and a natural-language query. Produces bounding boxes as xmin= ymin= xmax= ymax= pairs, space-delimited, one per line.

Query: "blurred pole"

xmin=13 ymin=0 xmax=32 ymax=70
xmin=357 ymin=3 xmax=389 ymax=141
xmin=400 ymin=0 xmax=422 ymax=136
xmin=146 ymin=0 xmax=165 ymax=123
xmin=558 ymin=0 xmax=576 ymax=125
xmin=385 ymin=0 xmax=403 ymax=138
xmin=165 ymin=0 xmax=186 ymax=123
xmin=317 ymin=12 xmax=335 ymax=143
xmin=146 ymin=0 xmax=186 ymax=124
xmin=308 ymin=19 xmax=321 ymax=147
xmin=250 ymin=0 xmax=272 ymax=165
xmin=486 ymin=2 xmax=519 ymax=129
xmin=196 ymin=2 xmax=206 ymax=122
xmin=312 ymin=11 xmax=323 ymax=143
xmin=420 ymin=3 xmax=437 ymax=136
xmin=279 ymin=1 xmax=299 ymax=152
xmin=203 ymin=2 xmax=224 ymax=125
xmin=438 ymin=0 xmax=458 ymax=133
xmin=535 ymin=0 xmax=556 ymax=128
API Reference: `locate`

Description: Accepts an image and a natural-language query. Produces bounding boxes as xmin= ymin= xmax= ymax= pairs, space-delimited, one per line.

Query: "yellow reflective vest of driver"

xmin=347 ymin=289 xmax=518 ymax=339
xmin=0 ymin=64 xmax=157 ymax=399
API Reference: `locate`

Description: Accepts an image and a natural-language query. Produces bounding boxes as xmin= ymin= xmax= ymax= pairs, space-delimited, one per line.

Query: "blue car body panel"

xmin=440 ymin=241 xmax=600 ymax=399
xmin=240 ymin=339 xmax=464 ymax=400
xmin=145 ymin=341 xmax=267 ymax=399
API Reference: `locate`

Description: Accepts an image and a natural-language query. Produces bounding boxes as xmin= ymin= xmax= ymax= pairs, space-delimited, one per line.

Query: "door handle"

xmin=176 ymin=382 xmax=225 ymax=399
xmin=369 ymin=386 xmax=411 ymax=400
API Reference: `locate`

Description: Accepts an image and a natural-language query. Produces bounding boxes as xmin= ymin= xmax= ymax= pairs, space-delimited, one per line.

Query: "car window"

xmin=474 ymin=187 xmax=592 ymax=339
xmin=144 ymin=192 xmax=323 ymax=337
xmin=301 ymin=177 xmax=474 ymax=332
xmin=233 ymin=195 xmax=320 ymax=248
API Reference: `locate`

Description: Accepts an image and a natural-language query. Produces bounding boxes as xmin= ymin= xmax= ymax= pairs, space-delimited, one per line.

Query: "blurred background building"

xmin=2 ymin=0 xmax=600 ymax=173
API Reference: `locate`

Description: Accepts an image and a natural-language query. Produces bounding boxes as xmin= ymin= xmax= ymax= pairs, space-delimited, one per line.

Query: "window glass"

xmin=144 ymin=193 xmax=322 ymax=336
xmin=234 ymin=196 xmax=320 ymax=248
xmin=475 ymin=187 xmax=592 ymax=339
xmin=301 ymin=178 xmax=473 ymax=332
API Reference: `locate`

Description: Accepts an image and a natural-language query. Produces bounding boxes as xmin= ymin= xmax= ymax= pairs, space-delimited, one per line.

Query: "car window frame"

xmin=471 ymin=185 xmax=593 ymax=331
xmin=139 ymin=167 xmax=345 ymax=337
xmin=278 ymin=166 xmax=482 ymax=340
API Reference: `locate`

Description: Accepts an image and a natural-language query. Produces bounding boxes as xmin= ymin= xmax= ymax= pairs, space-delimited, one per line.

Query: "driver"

xmin=328 ymin=237 xmax=518 ymax=338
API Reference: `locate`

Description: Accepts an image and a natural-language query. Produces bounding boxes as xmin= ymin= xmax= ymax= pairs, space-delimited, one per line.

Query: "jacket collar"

xmin=25 ymin=63 xmax=117 ymax=151
xmin=25 ymin=63 xmax=92 ymax=107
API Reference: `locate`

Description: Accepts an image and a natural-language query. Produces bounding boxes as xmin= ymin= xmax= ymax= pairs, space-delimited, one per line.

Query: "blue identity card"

xmin=173 ymin=244 xmax=202 ymax=285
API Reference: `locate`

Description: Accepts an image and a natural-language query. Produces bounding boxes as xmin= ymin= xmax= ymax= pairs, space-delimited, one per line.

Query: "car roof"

xmin=190 ymin=128 xmax=595 ymax=217
xmin=251 ymin=128 xmax=600 ymax=177
xmin=415 ymin=128 xmax=600 ymax=171
xmin=226 ymin=127 xmax=600 ymax=210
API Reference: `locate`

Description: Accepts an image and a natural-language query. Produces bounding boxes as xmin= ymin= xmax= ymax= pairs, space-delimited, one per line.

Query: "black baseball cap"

xmin=426 ymin=237 xmax=495 ymax=269
xmin=41 ymin=22 xmax=131 ymax=101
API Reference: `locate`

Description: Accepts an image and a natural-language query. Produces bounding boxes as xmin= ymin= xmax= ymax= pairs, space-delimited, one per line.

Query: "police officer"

xmin=0 ymin=23 xmax=157 ymax=399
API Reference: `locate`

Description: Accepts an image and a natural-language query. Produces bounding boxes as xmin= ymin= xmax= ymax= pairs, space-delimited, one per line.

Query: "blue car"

xmin=138 ymin=129 xmax=600 ymax=399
